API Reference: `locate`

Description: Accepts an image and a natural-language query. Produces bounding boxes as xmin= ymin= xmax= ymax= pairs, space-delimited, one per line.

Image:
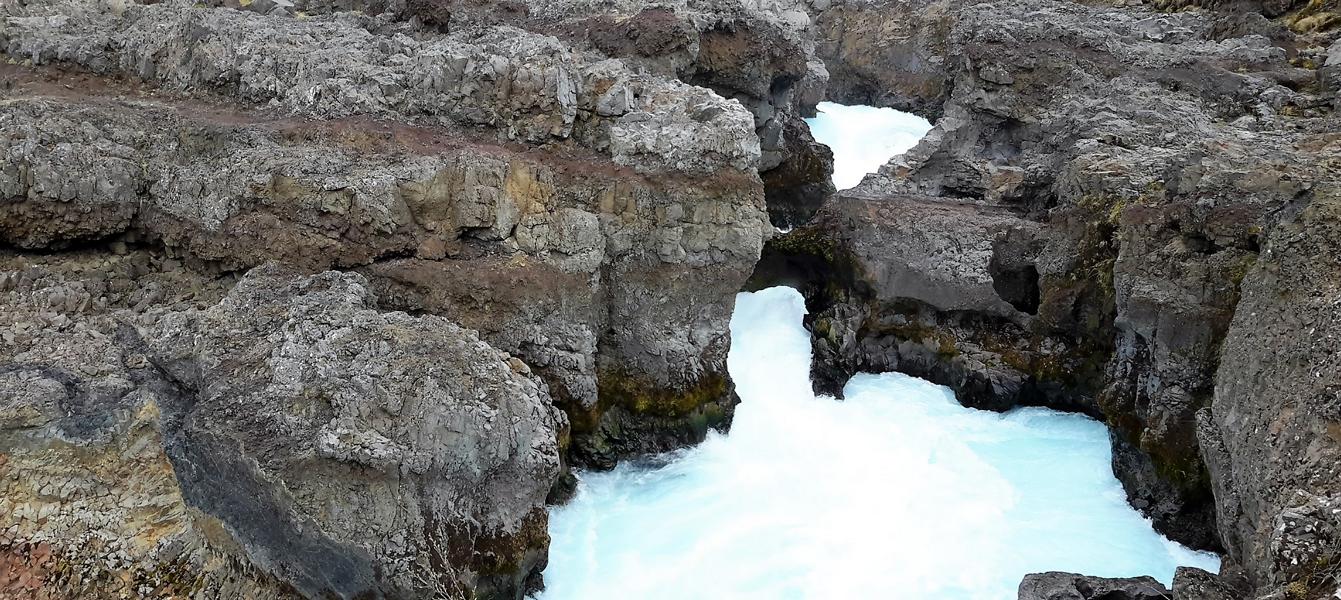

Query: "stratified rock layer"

xmin=0 ymin=0 xmax=773 ymax=594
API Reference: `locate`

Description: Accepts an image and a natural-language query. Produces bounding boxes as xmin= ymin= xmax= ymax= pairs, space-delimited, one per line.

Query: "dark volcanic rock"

xmin=812 ymin=0 xmax=953 ymax=119
xmin=1018 ymin=568 xmax=1246 ymax=600
xmin=1018 ymin=572 xmax=1171 ymax=600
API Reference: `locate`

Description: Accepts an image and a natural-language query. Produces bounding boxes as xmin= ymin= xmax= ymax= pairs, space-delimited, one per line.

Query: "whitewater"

xmin=537 ymin=288 xmax=1218 ymax=599
xmin=535 ymin=105 xmax=1218 ymax=599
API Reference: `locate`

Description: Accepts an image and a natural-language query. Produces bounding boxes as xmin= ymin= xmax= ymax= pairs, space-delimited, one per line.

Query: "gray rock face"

xmin=2 ymin=0 xmax=760 ymax=174
xmin=367 ymin=0 xmax=839 ymax=226
xmin=1018 ymin=568 xmax=1242 ymax=600
xmin=812 ymin=0 xmax=953 ymax=118
xmin=0 ymin=61 xmax=768 ymax=468
xmin=0 ymin=0 xmax=771 ymax=594
xmin=1 ymin=259 xmax=561 ymax=598
xmin=1202 ymin=183 xmax=1341 ymax=593
xmin=756 ymin=1 xmax=1341 ymax=593
xmin=1017 ymin=572 xmax=1171 ymax=600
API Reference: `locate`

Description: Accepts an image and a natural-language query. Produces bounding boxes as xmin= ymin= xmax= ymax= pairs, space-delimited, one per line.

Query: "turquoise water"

xmin=537 ymin=287 xmax=1219 ymax=599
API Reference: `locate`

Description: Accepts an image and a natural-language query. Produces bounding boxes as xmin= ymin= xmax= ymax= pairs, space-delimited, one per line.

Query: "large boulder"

xmin=1 ymin=261 xmax=563 ymax=598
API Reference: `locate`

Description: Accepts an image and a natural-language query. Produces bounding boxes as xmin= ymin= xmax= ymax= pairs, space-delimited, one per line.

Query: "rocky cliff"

xmin=753 ymin=0 xmax=1341 ymax=597
xmin=0 ymin=0 xmax=775 ymax=594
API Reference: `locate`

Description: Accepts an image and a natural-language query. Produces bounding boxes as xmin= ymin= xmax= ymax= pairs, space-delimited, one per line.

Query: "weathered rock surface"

xmin=756 ymin=1 xmax=1341 ymax=595
xmin=1201 ymin=178 xmax=1341 ymax=595
xmin=4 ymin=0 xmax=1341 ymax=596
xmin=0 ymin=56 xmax=768 ymax=466
xmin=1 ymin=260 xmax=562 ymax=598
xmin=1017 ymin=572 xmax=1172 ymax=600
xmin=0 ymin=0 xmax=772 ymax=593
xmin=2 ymin=0 xmax=760 ymax=174
xmin=1018 ymin=568 xmax=1242 ymax=600
xmin=344 ymin=0 xmax=839 ymax=226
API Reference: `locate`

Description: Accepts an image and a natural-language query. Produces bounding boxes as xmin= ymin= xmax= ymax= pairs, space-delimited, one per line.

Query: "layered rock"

xmin=1 ymin=0 xmax=775 ymax=457
xmin=756 ymin=2 xmax=1341 ymax=595
xmin=1 ymin=0 xmax=760 ymax=174
xmin=1 ymin=0 xmax=772 ymax=594
xmin=353 ymin=0 xmax=839 ymax=226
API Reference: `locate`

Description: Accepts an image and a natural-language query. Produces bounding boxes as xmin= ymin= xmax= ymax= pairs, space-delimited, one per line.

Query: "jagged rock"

xmin=353 ymin=0 xmax=839 ymax=226
xmin=1203 ymin=182 xmax=1341 ymax=594
xmin=0 ymin=64 xmax=768 ymax=471
xmin=812 ymin=0 xmax=953 ymax=118
xmin=0 ymin=0 xmax=772 ymax=593
xmin=1018 ymin=572 xmax=1171 ymax=600
xmin=0 ymin=261 xmax=563 ymax=598
xmin=1172 ymin=566 xmax=1245 ymax=600
xmin=756 ymin=0 xmax=1341 ymax=571
xmin=1019 ymin=568 xmax=1245 ymax=600
xmin=1 ymin=0 xmax=760 ymax=174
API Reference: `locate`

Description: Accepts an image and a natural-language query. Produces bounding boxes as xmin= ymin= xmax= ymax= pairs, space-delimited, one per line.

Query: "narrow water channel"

xmin=537 ymin=287 xmax=1218 ymax=599
xmin=536 ymin=104 xmax=1219 ymax=599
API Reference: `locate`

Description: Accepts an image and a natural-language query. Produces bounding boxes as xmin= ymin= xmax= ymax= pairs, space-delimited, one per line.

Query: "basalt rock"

xmin=0 ymin=0 xmax=773 ymax=456
xmin=333 ymin=0 xmax=838 ymax=227
xmin=758 ymin=2 xmax=1341 ymax=587
xmin=811 ymin=0 xmax=953 ymax=119
xmin=0 ymin=0 xmax=772 ymax=594
xmin=1018 ymin=568 xmax=1241 ymax=600
xmin=1017 ymin=572 xmax=1172 ymax=600
xmin=0 ymin=260 xmax=563 ymax=598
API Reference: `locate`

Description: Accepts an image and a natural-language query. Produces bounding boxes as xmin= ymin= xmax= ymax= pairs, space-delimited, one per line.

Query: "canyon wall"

xmin=753 ymin=0 xmax=1340 ymax=596
xmin=0 ymin=0 xmax=780 ymax=595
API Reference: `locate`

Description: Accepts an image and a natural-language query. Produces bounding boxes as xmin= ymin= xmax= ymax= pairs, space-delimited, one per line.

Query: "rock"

xmin=756 ymin=0 xmax=1341 ymax=575
xmin=1018 ymin=572 xmax=1171 ymax=600
xmin=0 ymin=63 xmax=768 ymax=470
xmin=812 ymin=0 xmax=954 ymax=118
xmin=1203 ymin=182 xmax=1341 ymax=593
xmin=369 ymin=0 xmax=837 ymax=226
xmin=0 ymin=0 xmax=774 ymax=594
xmin=2 ymin=0 xmax=760 ymax=174
xmin=0 ymin=262 xmax=563 ymax=598
xmin=1172 ymin=567 xmax=1245 ymax=600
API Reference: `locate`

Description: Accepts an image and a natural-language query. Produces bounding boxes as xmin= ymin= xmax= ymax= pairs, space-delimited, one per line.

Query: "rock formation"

xmin=753 ymin=0 xmax=1341 ymax=597
xmin=4 ymin=0 xmax=1341 ymax=597
xmin=1 ymin=0 xmax=774 ymax=594
xmin=1019 ymin=568 xmax=1242 ymax=600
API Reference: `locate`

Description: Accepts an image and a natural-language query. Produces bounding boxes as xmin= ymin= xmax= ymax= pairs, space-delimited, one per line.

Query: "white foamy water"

xmin=805 ymin=101 xmax=934 ymax=190
xmin=538 ymin=287 xmax=1219 ymax=599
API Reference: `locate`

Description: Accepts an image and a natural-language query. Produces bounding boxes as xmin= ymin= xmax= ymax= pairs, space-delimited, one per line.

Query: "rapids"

xmin=537 ymin=287 xmax=1218 ymax=599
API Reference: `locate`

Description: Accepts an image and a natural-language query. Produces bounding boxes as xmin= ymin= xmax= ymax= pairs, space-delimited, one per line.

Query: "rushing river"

xmin=536 ymin=104 xmax=1218 ymax=598
xmin=538 ymin=288 xmax=1218 ymax=599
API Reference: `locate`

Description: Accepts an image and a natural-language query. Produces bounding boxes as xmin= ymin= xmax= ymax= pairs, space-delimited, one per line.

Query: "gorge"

xmin=1 ymin=0 xmax=1340 ymax=599
xmin=539 ymin=285 xmax=1218 ymax=599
